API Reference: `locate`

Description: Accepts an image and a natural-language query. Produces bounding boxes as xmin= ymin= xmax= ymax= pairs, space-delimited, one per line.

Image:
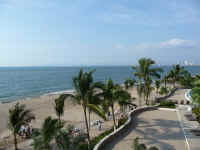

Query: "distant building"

xmin=183 ymin=60 xmax=193 ymax=66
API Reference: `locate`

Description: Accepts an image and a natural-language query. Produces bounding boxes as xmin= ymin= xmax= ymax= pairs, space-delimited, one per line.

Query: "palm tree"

xmin=100 ymin=79 xmax=131 ymax=130
xmin=118 ymin=94 xmax=132 ymax=113
xmin=32 ymin=116 xmax=60 ymax=150
xmin=179 ymin=71 xmax=194 ymax=88
xmin=168 ymin=64 xmax=186 ymax=88
xmin=159 ymin=87 xmax=169 ymax=96
xmin=59 ymin=69 xmax=104 ymax=148
xmin=145 ymin=77 xmax=154 ymax=105
xmin=136 ymin=82 xmax=145 ymax=107
xmin=191 ymin=87 xmax=200 ymax=105
xmin=162 ymin=74 xmax=170 ymax=89
xmin=124 ymin=78 xmax=136 ymax=89
xmin=87 ymin=87 xmax=106 ymax=130
xmin=54 ymin=95 xmax=65 ymax=126
xmin=132 ymin=58 xmax=163 ymax=105
xmin=155 ymin=80 xmax=161 ymax=95
xmin=56 ymin=127 xmax=87 ymax=150
xmin=8 ymin=103 xmax=35 ymax=150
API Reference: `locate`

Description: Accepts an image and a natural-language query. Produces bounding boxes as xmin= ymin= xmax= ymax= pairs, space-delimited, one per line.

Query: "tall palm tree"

xmin=59 ymin=69 xmax=104 ymax=148
xmin=136 ymin=82 xmax=145 ymax=107
xmin=162 ymin=74 xmax=170 ymax=88
xmin=54 ymin=95 xmax=65 ymax=126
xmin=100 ymin=79 xmax=131 ymax=130
xmin=155 ymin=80 xmax=161 ymax=95
xmin=132 ymin=58 xmax=163 ymax=105
xmin=159 ymin=86 xmax=169 ymax=96
xmin=179 ymin=71 xmax=194 ymax=88
xmin=87 ymin=87 xmax=106 ymax=130
xmin=145 ymin=77 xmax=154 ymax=105
xmin=168 ymin=64 xmax=186 ymax=88
xmin=32 ymin=116 xmax=60 ymax=150
xmin=56 ymin=128 xmax=86 ymax=150
xmin=8 ymin=103 xmax=35 ymax=150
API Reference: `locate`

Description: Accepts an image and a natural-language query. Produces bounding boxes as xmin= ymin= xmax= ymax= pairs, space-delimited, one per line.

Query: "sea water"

xmin=0 ymin=66 xmax=199 ymax=103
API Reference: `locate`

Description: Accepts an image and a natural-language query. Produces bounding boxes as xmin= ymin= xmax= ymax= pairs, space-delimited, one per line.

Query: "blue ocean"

xmin=0 ymin=66 xmax=199 ymax=103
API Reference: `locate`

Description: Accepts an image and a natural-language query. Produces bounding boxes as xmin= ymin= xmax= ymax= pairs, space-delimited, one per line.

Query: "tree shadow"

xmin=103 ymin=109 xmax=185 ymax=150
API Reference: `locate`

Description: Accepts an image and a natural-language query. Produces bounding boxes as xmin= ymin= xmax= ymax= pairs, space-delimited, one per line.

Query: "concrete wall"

xmin=93 ymin=106 xmax=158 ymax=150
xmin=156 ymin=88 xmax=178 ymax=102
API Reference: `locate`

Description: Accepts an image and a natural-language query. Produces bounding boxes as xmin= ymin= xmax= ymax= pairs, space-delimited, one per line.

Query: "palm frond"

xmin=87 ymin=104 xmax=107 ymax=120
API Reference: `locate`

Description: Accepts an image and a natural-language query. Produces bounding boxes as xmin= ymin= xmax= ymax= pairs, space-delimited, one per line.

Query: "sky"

xmin=0 ymin=0 xmax=200 ymax=66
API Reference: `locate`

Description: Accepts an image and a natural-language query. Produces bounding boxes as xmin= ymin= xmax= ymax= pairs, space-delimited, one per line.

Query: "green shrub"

xmin=132 ymin=137 xmax=159 ymax=150
xmin=192 ymin=107 xmax=200 ymax=123
xmin=31 ymin=128 xmax=40 ymax=138
xmin=191 ymin=87 xmax=200 ymax=104
xmin=79 ymin=116 xmax=128 ymax=150
xmin=118 ymin=117 xmax=128 ymax=127
xmin=159 ymin=101 xmax=176 ymax=109
xmin=159 ymin=87 xmax=169 ymax=96
xmin=149 ymin=147 xmax=159 ymax=150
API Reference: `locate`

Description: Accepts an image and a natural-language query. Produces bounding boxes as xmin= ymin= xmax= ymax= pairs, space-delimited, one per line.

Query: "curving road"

xmin=104 ymin=109 xmax=188 ymax=150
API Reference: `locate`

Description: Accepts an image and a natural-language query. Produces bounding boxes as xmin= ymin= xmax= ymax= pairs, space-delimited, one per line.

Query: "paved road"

xmin=104 ymin=109 xmax=188 ymax=150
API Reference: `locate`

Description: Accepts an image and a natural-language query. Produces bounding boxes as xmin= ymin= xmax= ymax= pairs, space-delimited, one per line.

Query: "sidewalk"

xmin=177 ymin=105 xmax=200 ymax=150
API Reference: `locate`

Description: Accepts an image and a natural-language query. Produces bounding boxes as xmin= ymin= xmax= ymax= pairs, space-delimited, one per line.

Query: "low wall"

xmin=156 ymin=88 xmax=178 ymax=102
xmin=93 ymin=106 xmax=158 ymax=150
xmin=185 ymin=89 xmax=192 ymax=102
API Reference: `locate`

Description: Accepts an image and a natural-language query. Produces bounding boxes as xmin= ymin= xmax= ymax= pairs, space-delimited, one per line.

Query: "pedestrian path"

xmin=177 ymin=105 xmax=200 ymax=150
xmin=104 ymin=109 xmax=187 ymax=150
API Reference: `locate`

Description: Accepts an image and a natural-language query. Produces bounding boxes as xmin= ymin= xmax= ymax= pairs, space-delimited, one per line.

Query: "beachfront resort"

xmin=0 ymin=58 xmax=200 ymax=150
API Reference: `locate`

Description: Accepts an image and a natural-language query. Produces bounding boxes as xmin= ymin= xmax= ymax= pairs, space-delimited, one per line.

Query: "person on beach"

xmin=19 ymin=125 xmax=25 ymax=136
xmin=107 ymin=111 xmax=111 ymax=120
xmin=97 ymin=120 xmax=102 ymax=131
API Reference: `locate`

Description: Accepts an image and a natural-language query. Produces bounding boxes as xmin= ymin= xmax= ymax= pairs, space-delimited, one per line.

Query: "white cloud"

xmin=160 ymin=38 xmax=196 ymax=48
xmin=134 ymin=38 xmax=197 ymax=50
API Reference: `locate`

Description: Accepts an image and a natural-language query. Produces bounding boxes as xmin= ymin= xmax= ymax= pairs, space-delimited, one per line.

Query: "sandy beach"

xmin=0 ymin=90 xmax=115 ymax=149
xmin=0 ymin=87 xmax=188 ymax=149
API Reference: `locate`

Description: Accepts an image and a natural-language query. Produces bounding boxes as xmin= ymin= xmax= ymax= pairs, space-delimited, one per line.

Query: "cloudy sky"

xmin=0 ymin=0 xmax=200 ymax=66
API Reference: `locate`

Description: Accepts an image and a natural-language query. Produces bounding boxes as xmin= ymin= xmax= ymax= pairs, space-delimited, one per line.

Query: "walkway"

xmin=104 ymin=109 xmax=188 ymax=150
xmin=177 ymin=105 xmax=200 ymax=150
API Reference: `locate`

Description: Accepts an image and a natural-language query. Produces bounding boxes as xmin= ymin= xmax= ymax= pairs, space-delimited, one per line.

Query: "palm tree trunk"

xmin=14 ymin=132 xmax=18 ymax=150
xmin=58 ymin=115 xmax=61 ymax=127
xmin=83 ymin=105 xmax=90 ymax=149
xmin=146 ymin=96 xmax=148 ymax=105
xmin=144 ymin=94 xmax=147 ymax=105
xmin=88 ymin=110 xmax=91 ymax=130
xmin=111 ymin=104 xmax=117 ymax=130
xmin=173 ymin=80 xmax=175 ymax=88
xmin=139 ymin=96 xmax=142 ymax=107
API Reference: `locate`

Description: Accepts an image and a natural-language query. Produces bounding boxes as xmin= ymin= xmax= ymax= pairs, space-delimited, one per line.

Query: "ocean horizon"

xmin=0 ymin=66 xmax=199 ymax=103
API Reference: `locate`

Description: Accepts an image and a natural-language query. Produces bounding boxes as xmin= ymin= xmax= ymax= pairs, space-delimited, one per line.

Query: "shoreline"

xmin=0 ymin=89 xmax=75 ymax=104
xmin=0 ymin=87 xmax=189 ymax=149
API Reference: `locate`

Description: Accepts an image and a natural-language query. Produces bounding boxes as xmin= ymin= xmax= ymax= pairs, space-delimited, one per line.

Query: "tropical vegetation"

xmin=6 ymin=58 xmax=197 ymax=150
xmin=132 ymin=137 xmax=159 ymax=150
xmin=159 ymin=101 xmax=176 ymax=109
xmin=8 ymin=103 xmax=35 ymax=150
xmin=132 ymin=58 xmax=163 ymax=105
xmin=124 ymin=78 xmax=136 ymax=89
xmin=159 ymin=87 xmax=169 ymax=96
xmin=59 ymin=69 xmax=106 ymax=149
xmin=100 ymin=79 xmax=131 ymax=130
xmin=167 ymin=64 xmax=186 ymax=88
